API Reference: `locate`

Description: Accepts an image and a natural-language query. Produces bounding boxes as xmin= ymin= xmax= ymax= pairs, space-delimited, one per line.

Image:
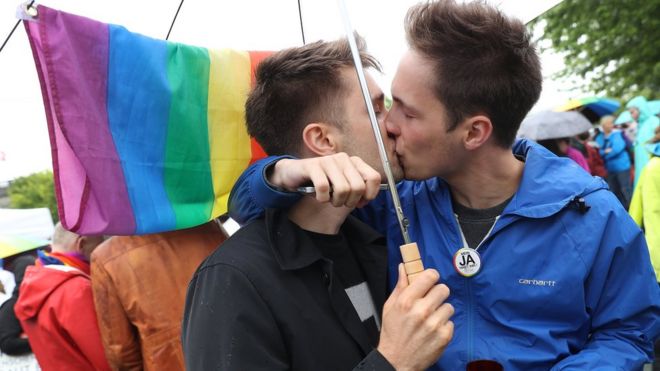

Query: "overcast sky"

xmin=0 ymin=0 xmax=578 ymax=182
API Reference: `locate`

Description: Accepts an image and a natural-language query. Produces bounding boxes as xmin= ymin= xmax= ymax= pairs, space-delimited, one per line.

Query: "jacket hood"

xmin=615 ymin=110 xmax=633 ymax=125
xmin=14 ymin=265 xmax=88 ymax=320
xmin=626 ymin=96 xmax=652 ymax=123
xmin=647 ymin=143 xmax=660 ymax=157
xmin=508 ymin=139 xmax=608 ymax=219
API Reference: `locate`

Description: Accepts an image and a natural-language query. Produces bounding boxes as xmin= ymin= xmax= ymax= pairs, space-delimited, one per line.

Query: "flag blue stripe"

xmin=107 ymin=25 xmax=177 ymax=233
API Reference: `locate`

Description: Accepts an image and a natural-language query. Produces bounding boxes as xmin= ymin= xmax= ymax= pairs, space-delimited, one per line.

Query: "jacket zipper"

xmin=459 ymin=223 xmax=499 ymax=364
xmin=454 ymin=210 xmax=505 ymax=365
xmin=466 ymin=277 xmax=474 ymax=362
xmin=464 ymin=229 xmax=500 ymax=364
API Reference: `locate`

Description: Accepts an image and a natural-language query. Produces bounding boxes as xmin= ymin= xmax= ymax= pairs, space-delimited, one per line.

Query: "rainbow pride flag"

xmin=24 ymin=5 xmax=270 ymax=235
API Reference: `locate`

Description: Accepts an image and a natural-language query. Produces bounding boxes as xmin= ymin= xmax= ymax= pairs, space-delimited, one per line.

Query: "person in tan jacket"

xmin=91 ymin=221 xmax=227 ymax=371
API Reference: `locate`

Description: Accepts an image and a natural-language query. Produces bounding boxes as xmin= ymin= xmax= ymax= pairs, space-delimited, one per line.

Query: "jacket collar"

xmin=265 ymin=208 xmax=385 ymax=271
xmin=401 ymin=139 xmax=611 ymax=263
xmin=507 ymin=139 xmax=608 ymax=219
xmin=427 ymin=139 xmax=609 ymax=230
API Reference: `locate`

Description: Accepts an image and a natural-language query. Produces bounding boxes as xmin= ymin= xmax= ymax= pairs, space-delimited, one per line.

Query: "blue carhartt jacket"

xmin=594 ymin=130 xmax=631 ymax=173
xmin=229 ymin=139 xmax=660 ymax=370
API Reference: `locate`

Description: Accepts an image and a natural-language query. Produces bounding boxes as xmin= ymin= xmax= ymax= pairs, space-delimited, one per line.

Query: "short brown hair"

xmin=246 ymin=37 xmax=381 ymax=156
xmin=405 ymin=0 xmax=542 ymax=147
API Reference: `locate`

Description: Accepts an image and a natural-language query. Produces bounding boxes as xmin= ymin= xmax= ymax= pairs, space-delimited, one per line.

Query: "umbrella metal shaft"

xmin=337 ymin=0 xmax=411 ymax=245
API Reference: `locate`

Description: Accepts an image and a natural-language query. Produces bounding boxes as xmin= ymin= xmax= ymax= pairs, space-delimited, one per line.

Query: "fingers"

xmin=403 ymin=283 xmax=453 ymax=348
xmin=377 ymin=265 xmax=453 ymax=371
xmin=272 ymin=154 xmax=382 ymax=208
xmin=326 ymin=154 xmax=365 ymax=208
xmin=397 ymin=269 xmax=440 ymax=305
xmin=299 ymin=153 xmax=380 ymax=208
xmin=350 ymin=156 xmax=382 ymax=202
xmin=427 ymin=303 xmax=454 ymax=331
xmin=417 ymin=283 xmax=450 ymax=313
xmin=310 ymin=158 xmax=342 ymax=203
xmin=386 ymin=269 xmax=441 ymax=321
xmin=427 ymin=305 xmax=455 ymax=346
xmin=307 ymin=164 xmax=332 ymax=202
xmin=434 ymin=318 xmax=454 ymax=349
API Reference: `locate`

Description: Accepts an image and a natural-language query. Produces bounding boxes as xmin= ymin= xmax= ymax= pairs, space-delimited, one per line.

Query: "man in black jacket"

xmin=182 ymin=38 xmax=454 ymax=370
xmin=0 ymin=254 xmax=36 ymax=355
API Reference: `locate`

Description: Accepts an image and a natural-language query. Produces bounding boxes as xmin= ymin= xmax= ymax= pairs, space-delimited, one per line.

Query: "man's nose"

xmin=384 ymin=112 xmax=399 ymax=137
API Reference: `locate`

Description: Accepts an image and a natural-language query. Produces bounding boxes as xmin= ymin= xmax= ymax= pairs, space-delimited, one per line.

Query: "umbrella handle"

xmin=400 ymin=242 xmax=424 ymax=282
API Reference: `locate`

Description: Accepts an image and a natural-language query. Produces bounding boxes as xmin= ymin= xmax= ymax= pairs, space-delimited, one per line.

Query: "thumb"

xmin=389 ymin=263 xmax=409 ymax=301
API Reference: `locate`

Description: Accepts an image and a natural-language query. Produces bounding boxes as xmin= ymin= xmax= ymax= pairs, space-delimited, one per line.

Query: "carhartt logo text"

xmin=518 ymin=278 xmax=556 ymax=287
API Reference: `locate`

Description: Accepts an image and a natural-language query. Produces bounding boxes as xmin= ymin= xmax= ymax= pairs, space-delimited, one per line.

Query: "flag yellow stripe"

xmin=207 ymin=49 xmax=253 ymax=218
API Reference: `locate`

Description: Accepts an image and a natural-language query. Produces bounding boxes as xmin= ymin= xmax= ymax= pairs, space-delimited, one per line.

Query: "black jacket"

xmin=183 ymin=208 xmax=394 ymax=371
xmin=0 ymin=255 xmax=35 ymax=355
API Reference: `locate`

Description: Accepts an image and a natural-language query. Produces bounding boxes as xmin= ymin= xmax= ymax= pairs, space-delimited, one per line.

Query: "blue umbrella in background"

xmin=556 ymin=97 xmax=620 ymax=123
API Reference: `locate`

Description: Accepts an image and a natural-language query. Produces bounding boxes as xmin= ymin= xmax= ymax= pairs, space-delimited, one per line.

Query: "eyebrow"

xmin=392 ymin=95 xmax=418 ymax=115
xmin=392 ymin=95 xmax=406 ymax=107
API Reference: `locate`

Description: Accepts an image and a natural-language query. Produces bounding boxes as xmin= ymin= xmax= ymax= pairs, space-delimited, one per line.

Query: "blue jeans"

xmin=606 ymin=169 xmax=631 ymax=209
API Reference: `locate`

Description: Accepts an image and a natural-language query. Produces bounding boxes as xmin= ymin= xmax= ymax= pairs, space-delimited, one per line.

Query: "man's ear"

xmin=302 ymin=123 xmax=340 ymax=156
xmin=463 ymin=115 xmax=493 ymax=150
xmin=73 ymin=236 xmax=85 ymax=254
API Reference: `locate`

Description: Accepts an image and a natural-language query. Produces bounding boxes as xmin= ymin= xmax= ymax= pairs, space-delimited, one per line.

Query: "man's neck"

xmin=447 ymin=146 xmax=524 ymax=210
xmin=287 ymin=197 xmax=352 ymax=235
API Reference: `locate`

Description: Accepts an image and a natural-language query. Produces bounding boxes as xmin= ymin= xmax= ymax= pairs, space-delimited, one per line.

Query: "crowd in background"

xmin=535 ymin=95 xmax=660 ymax=288
xmin=0 ymin=221 xmax=228 ymax=370
xmin=0 ymin=90 xmax=658 ymax=371
xmin=536 ymin=96 xmax=659 ymax=213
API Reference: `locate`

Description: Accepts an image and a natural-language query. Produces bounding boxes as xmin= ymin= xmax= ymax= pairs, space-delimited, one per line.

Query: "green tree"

xmin=7 ymin=171 xmax=58 ymax=222
xmin=534 ymin=0 xmax=659 ymax=100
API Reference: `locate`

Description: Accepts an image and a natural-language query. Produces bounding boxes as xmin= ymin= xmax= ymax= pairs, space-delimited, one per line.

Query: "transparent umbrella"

xmin=518 ymin=111 xmax=592 ymax=141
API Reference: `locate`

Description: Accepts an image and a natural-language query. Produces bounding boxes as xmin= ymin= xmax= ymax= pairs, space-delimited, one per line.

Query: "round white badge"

xmin=453 ymin=247 xmax=481 ymax=277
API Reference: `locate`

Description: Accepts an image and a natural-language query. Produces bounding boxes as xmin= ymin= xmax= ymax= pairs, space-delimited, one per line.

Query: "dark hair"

xmin=245 ymin=37 xmax=381 ymax=156
xmin=538 ymin=138 xmax=569 ymax=157
xmin=404 ymin=0 xmax=542 ymax=147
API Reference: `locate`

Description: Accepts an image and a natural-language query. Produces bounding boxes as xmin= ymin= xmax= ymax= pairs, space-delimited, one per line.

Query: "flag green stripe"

xmin=164 ymin=43 xmax=215 ymax=229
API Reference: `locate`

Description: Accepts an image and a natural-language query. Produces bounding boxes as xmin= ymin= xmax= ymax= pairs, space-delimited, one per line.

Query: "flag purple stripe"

xmin=25 ymin=6 xmax=136 ymax=235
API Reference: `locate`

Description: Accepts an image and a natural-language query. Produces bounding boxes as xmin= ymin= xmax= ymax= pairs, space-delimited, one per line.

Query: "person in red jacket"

xmin=14 ymin=223 xmax=109 ymax=371
xmin=575 ymin=132 xmax=608 ymax=178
